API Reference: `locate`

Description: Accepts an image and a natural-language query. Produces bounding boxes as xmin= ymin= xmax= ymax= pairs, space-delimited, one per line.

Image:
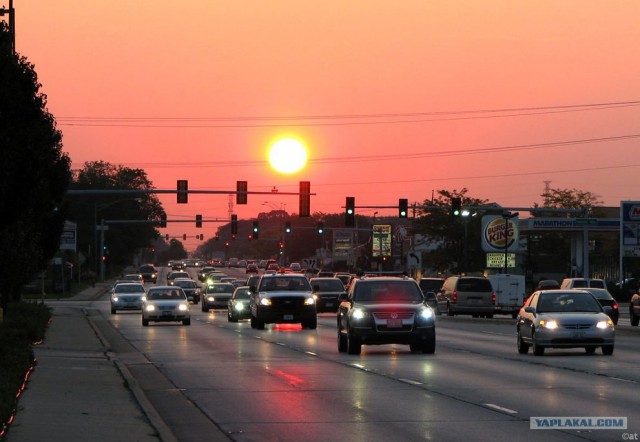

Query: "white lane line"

xmin=399 ymin=378 xmax=423 ymax=386
xmin=484 ymin=403 xmax=518 ymax=414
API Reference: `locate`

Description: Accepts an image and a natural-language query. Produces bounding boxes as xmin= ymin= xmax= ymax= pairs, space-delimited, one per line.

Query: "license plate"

xmin=572 ymin=332 xmax=585 ymax=339
xmin=387 ymin=319 xmax=403 ymax=328
xmin=283 ymin=314 xmax=294 ymax=320
xmin=162 ymin=311 xmax=172 ymax=317
xmin=325 ymin=303 xmax=333 ymax=308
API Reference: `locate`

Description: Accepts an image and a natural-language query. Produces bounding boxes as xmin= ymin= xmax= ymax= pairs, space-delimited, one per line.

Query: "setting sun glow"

xmin=268 ymin=138 xmax=308 ymax=174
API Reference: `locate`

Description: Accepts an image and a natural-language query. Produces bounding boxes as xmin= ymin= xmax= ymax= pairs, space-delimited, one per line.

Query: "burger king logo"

xmin=484 ymin=217 xmax=518 ymax=250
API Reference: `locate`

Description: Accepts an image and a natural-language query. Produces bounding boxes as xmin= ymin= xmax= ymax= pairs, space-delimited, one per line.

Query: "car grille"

xmin=562 ymin=324 xmax=592 ymax=330
xmin=160 ymin=305 xmax=175 ymax=311
xmin=373 ymin=312 xmax=415 ymax=320
xmin=270 ymin=297 xmax=306 ymax=311
xmin=122 ymin=296 xmax=140 ymax=302
xmin=372 ymin=311 xmax=415 ymax=332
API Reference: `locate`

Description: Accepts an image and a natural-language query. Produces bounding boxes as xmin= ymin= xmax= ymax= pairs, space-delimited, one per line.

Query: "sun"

xmin=268 ymin=138 xmax=308 ymax=174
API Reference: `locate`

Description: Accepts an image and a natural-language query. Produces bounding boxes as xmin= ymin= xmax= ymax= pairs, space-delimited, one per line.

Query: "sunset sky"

xmin=14 ymin=1 xmax=640 ymax=249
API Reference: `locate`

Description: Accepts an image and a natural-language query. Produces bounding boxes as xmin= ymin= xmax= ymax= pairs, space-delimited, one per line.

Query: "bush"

xmin=0 ymin=302 xmax=51 ymax=436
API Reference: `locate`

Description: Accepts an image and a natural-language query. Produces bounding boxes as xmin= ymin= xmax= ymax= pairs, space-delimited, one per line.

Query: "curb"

xmin=83 ymin=308 xmax=178 ymax=442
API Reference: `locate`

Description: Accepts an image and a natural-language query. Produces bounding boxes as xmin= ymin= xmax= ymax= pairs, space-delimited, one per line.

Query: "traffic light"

xmin=196 ymin=214 xmax=202 ymax=228
xmin=317 ymin=222 xmax=324 ymax=234
xmin=225 ymin=241 xmax=230 ymax=247
xmin=236 ymin=181 xmax=248 ymax=205
xmin=299 ymin=181 xmax=310 ymax=217
xmin=279 ymin=242 xmax=284 ymax=254
xmin=165 ymin=234 xmax=169 ymax=241
xmin=177 ymin=179 xmax=188 ymax=204
xmin=399 ymin=198 xmax=408 ymax=218
xmin=252 ymin=221 xmax=259 ymax=239
xmin=231 ymin=214 xmax=238 ymax=235
xmin=451 ymin=197 xmax=462 ymax=217
xmin=285 ymin=222 xmax=292 ymax=233
xmin=183 ymin=233 xmax=187 ymax=240
xmin=345 ymin=196 xmax=355 ymax=227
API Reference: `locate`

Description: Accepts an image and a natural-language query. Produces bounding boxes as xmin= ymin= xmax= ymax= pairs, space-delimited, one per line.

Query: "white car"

xmin=142 ymin=286 xmax=190 ymax=326
xmin=110 ymin=282 xmax=146 ymax=314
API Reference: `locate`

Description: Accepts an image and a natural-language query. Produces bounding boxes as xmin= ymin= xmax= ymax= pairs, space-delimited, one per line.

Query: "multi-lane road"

xmin=85 ymin=266 xmax=640 ymax=441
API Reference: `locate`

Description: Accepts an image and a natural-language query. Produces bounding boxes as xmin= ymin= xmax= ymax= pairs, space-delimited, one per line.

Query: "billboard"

xmin=59 ymin=221 xmax=77 ymax=251
xmin=372 ymin=224 xmax=392 ymax=257
xmin=481 ymin=215 xmax=519 ymax=253
xmin=621 ymin=201 xmax=640 ymax=257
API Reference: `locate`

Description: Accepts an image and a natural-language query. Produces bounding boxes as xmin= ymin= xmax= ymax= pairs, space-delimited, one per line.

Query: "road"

xmin=86 ymin=267 xmax=640 ymax=441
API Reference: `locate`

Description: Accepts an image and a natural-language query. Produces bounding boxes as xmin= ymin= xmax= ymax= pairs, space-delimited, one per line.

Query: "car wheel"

xmin=517 ymin=328 xmax=529 ymax=354
xmin=337 ymin=329 xmax=347 ymax=353
xmin=602 ymin=345 xmax=614 ymax=355
xmin=142 ymin=318 xmax=149 ymax=327
xmin=446 ymin=303 xmax=454 ymax=317
xmin=252 ymin=316 xmax=265 ymax=330
xmin=346 ymin=327 xmax=361 ymax=355
xmin=630 ymin=308 xmax=639 ymax=326
xmin=111 ymin=307 xmax=116 ymax=315
xmin=202 ymin=303 xmax=209 ymax=313
xmin=303 ymin=316 xmax=318 ymax=330
xmin=585 ymin=346 xmax=596 ymax=354
xmin=422 ymin=332 xmax=436 ymax=354
xmin=532 ymin=330 xmax=545 ymax=356
xmin=228 ymin=312 xmax=238 ymax=323
xmin=409 ymin=342 xmax=420 ymax=352
xmin=183 ymin=318 xmax=191 ymax=326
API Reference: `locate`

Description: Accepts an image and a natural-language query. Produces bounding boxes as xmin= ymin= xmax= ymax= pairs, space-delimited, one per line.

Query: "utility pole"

xmin=0 ymin=0 xmax=16 ymax=54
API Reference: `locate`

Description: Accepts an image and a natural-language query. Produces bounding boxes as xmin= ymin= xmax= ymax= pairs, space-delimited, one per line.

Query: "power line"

xmin=56 ymin=100 xmax=640 ymax=128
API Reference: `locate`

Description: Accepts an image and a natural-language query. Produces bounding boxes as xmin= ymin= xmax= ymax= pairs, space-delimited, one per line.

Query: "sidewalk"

xmin=6 ymin=284 xmax=174 ymax=442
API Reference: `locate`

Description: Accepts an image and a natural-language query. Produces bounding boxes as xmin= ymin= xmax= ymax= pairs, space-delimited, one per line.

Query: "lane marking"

xmin=484 ymin=403 xmax=518 ymax=414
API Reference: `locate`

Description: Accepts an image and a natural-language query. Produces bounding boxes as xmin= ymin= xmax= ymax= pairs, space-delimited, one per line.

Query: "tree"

xmin=413 ymin=189 xmax=489 ymax=275
xmin=0 ymin=25 xmax=72 ymax=310
xmin=532 ymin=187 xmax=603 ymax=217
xmin=67 ymin=161 xmax=165 ymax=273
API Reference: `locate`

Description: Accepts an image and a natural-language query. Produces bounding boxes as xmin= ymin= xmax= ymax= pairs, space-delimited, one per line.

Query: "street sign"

xmin=486 ymin=253 xmax=515 ymax=268
xmin=575 ymin=218 xmax=598 ymax=226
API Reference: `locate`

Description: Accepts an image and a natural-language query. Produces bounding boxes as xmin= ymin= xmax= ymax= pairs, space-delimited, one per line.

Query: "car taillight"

xmin=491 ymin=292 xmax=496 ymax=303
xmin=613 ymin=303 xmax=619 ymax=310
xmin=452 ymin=291 xmax=457 ymax=302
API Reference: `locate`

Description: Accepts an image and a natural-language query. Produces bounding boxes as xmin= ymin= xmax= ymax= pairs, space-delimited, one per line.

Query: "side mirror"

xmin=524 ymin=306 xmax=536 ymax=314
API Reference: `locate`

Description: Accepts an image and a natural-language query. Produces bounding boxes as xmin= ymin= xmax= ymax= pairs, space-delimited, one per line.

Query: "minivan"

xmin=438 ymin=276 xmax=495 ymax=317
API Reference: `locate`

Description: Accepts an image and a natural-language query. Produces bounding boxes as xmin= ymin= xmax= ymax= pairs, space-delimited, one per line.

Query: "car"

xmin=334 ymin=273 xmax=353 ymax=288
xmin=202 ymin=282 xmax=236 ymax=312
xmin=289 ymin=262 xmax=302 ymax=272
xmin=536 ymin=279 xmax=560 ymax=290
xmin=246 ymin=263 xmax=259 ymax=274
xmin=119 ymin=273 xmax=144 ymax=284
xmin=569 ymin=288 xmax=619 ymax=325
xmin=171 ymin=262 xmax=185 ymax=271
xmin=266 ymin=263 xmax=280 ymax=272
xmin=227 ymin=286 xmax=252 ymax=322
xmin=310 ymin=277 xmax=346 ymax=313
xmin=630 ymin=292 xmax=640 ymax=326
xmin=166 ymin=271 xmax=190 ymax=285
xmin=232 ymin=278 xmax=247 ymax=288
xmin=138 ymin=264 xmax=158 ymax=283
xmin=203 ymin=271 xmax=226 ymax=285
xmin=171 ymin=278 xmax=201 ymax=303
xmin=418 ymin=277 xmax=445 ymax=314
xmin=110 ymin=282 xmax=146 ymax=314
xmin=516 ymin=290 xmax=615 ymax=356
xmin=437 ymin=276 xmax=495 ymax=317
xmin=337 ymin=277 xmax=436 ymax=355
xmin=246 ymin=274 xmax=261 ymax=291
xmin=142 ymin=286 xmax=190 ymax=326
xmin=249 ymin=274 xmax=317 ymax=329
xmin=197 ymin=266 xmax=216 ymax=281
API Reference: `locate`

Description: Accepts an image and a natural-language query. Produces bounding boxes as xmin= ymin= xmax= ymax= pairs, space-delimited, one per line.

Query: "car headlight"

xmin=234 ymin=303 xmax=245 ymax=311
xmin=112 ymin=296 xmax=119 ymax=302
xmin=352 ymin=308 xmax=369 ymax=320
xmin=178 ymin=304 xmax=188 ymax=311
xmin=260 ymin=297 xmax=272 ymax=306
xmin=539 ymin=319 xmax=558 ymax=330
xmin=141 ymin=295 xmax=147 ymax=301
xmin=304 ymin=297 xmax=315 ymax=305
xmin=419 ymin=307 xmax=434 ymax=320
xmin=145 ymin=305 xmax=156 ymax=312
xmin=207 ymin=296 xmax=215 ymax=302
xmin=597 ymin=319 xmax=614 ymax=329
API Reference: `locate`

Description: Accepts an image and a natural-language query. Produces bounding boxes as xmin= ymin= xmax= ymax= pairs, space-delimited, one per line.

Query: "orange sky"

xmin=13 ymin=1 xmax=640 ymax=250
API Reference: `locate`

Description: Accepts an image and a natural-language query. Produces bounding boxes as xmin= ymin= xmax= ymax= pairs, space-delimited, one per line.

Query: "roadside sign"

xmin=575 ymin=218 xmax=598 ymax=226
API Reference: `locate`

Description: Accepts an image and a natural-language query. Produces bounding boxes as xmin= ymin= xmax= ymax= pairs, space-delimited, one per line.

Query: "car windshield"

xmin=147 ymin=290 xmax=186 ymax=300
xmin=312 ymin=279 xmax=344 ymax=291
xmin=536 ymin=293 xmax=601 ymax=313
xmin=260 ymin=277 xmax=311 ymax=292
xmin=354 ymin=281 xmax=423 ymax=303
xmin=115 ymin=285 xmax=144 ymax=293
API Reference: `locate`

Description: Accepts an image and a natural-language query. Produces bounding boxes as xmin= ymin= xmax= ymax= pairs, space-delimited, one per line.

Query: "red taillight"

xmin=491 ymin=292 xmax=496 ymax=303
xmin=613 ymin=303 xmax=619 ymax=310
xmin=452 ymin=291 xmax=457 ymax=302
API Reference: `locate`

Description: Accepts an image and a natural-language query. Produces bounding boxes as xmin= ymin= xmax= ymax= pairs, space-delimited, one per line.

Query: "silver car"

xmin=110 ymin=282 xmax=146 ymax=314
xmin=142 ymin=286 xmax=190 ymax=326
xmin=516 ymin=290 xmax=615 ymax=356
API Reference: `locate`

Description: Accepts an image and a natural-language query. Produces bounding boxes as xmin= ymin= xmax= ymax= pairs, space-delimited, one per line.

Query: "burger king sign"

xmin=481 ymin=215 xmax=519 ymax=253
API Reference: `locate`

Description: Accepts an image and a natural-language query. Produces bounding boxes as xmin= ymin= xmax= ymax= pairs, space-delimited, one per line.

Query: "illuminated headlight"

xmin=178 ymin=304 xmax=188 ymax=311
xmin=419 ymin=307 xmax=434 ymax=320
xmin=145 ymin=305 xmax=156 ymax=312
xmin=141 ymin=295 xmax=147 ymax=301
xmin=207 ymin=296 xmax=215 ymax=302
xmin=597 ymin=319 xmax=614 ymax=329
xmin=539 ymin=319 xmax=558 ymax=330
xmin=304 ymin=297 xmax=316 ymax=306
xmin=234 ymin=303 xmax=245 ymax=311
xmin=260 ymin=297 xmax=272 ymax=306
xmin=112 ymin=296 xmax=119 ymax=302
xmin=352 ymin=308 xmax=369 ymax=320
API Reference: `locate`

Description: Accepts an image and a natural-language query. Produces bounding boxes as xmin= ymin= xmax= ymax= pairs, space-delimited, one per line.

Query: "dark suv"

xmin=138 ymin=264 xmax=158 ymax=283
xmin=337 ymin=277 xmax=436 ymax=355
xmin=249 ymin=274 xmax=317 ymax=329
